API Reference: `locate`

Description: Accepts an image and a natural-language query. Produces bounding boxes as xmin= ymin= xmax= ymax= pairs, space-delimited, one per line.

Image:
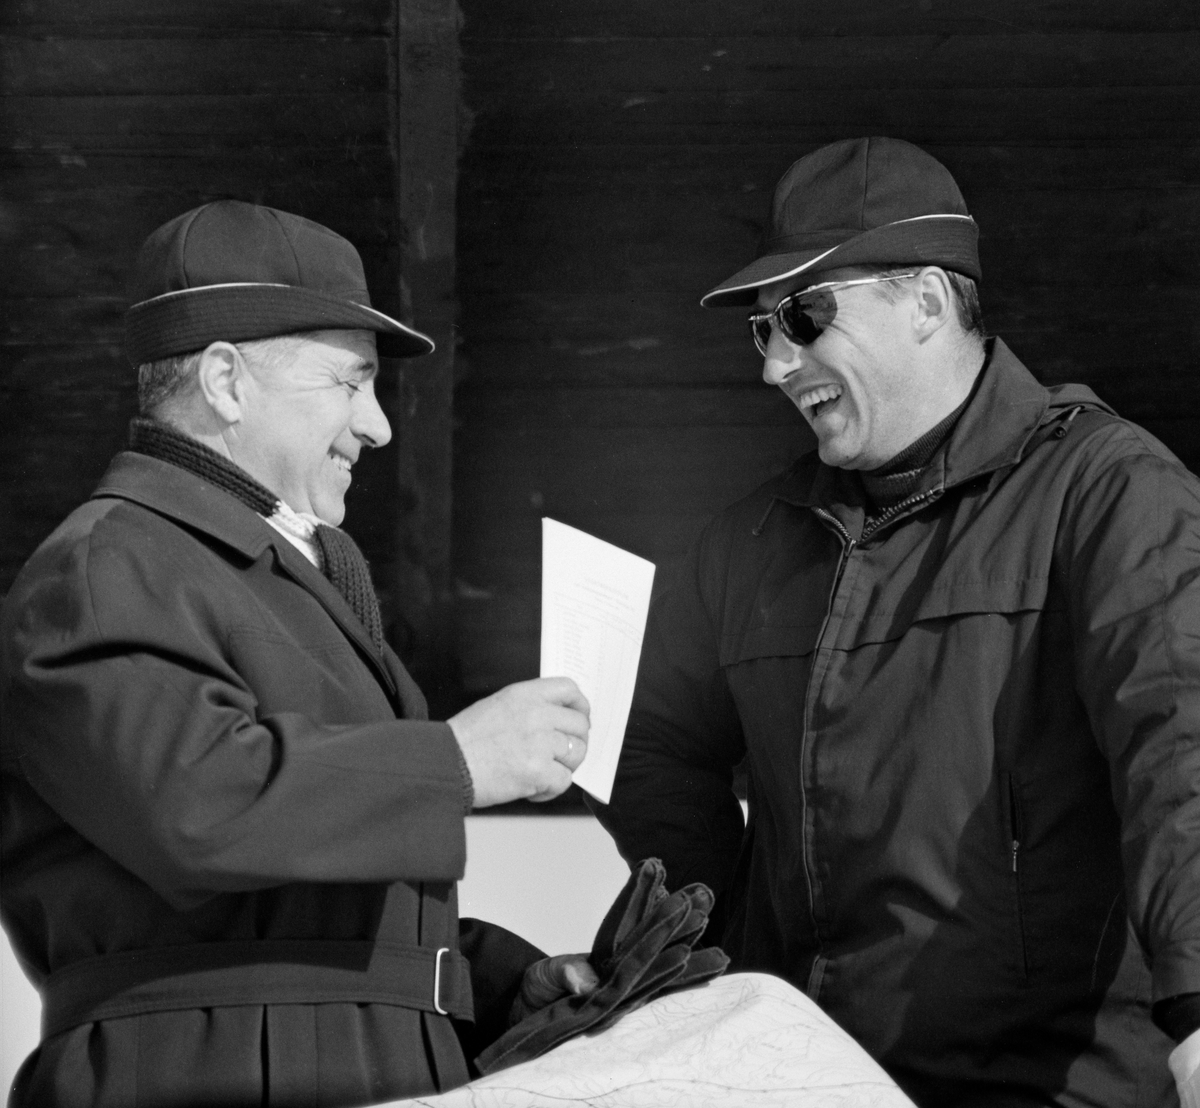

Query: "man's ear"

xmin=910 ymin=267 xmax=955 ymax=341
xmin=196 ymin=342 xmax=247 ymax=424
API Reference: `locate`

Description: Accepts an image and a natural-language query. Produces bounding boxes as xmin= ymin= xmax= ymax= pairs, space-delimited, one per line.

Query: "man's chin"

xmin=312 ymin=499 xmax=346 ymax=528
xmin=816 ymin=438 xmax=854 ymax=469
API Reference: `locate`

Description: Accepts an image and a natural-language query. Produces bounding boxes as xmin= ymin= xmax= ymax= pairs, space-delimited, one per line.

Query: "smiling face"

xmin=756 ymin=268 xmax=929 ymax=471
xmin=229 ymin=328 xmax=390 ymax=525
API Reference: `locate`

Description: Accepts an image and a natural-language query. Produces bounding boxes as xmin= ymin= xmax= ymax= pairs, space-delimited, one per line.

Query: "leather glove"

xmin=474 ymin=858 xmax=730 ymax=1074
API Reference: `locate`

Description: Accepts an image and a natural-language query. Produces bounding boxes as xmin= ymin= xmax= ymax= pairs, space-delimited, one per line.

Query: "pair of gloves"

xmin=475 ymin=858 xmax=729 ymax=1074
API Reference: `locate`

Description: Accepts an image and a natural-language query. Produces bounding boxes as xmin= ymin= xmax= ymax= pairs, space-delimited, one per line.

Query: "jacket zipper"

xmin=799 ymin=507 xmax=856 ymax=995
xmin=799 ymin=492 xmax=938 ymax=998
xmin=860 ymin=487 xmax=939 ymax=543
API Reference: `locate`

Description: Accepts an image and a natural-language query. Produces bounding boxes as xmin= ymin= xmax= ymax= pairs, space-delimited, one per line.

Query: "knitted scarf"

xmin=129 ymin=418 xmax=385 ymax=655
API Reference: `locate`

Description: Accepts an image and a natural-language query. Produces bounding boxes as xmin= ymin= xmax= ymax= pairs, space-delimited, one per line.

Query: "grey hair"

xmin=135 ymin=332 xmax=321 ymax=417
xmin=136 ymin=349 xmax=204 ymax=416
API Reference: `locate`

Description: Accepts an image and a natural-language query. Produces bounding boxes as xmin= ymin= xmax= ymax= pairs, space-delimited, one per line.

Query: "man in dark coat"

xmin=592 ymin=138 xmax=1200 ymax=1107
xmin=1 ymin=201 xmax=595 ymax=1107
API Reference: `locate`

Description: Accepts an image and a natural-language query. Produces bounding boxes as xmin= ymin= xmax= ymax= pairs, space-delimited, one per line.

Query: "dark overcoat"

xmin=0 ymin=452 xmax=536 ymax=1107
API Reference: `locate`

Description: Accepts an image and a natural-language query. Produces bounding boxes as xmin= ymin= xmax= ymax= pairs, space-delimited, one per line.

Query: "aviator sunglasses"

xmin=747 ymin=272 xmax=918 ymax=355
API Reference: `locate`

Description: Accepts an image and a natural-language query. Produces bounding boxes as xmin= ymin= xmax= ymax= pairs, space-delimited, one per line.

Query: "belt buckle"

xmin=432 ymin=947 xmax=451 ymax=1015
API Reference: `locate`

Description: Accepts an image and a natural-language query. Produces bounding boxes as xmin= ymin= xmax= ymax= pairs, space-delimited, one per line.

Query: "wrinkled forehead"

xmin=308 ymin=327 xmax=381 ymax=373
xmin=244 ymin=327 xmax=381 ymax=382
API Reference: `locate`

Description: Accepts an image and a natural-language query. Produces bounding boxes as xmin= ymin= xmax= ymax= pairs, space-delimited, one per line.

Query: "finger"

xmin=535 ymin=676 xmax=591 ymax=718
xmin=542 ymin=704 xmax=590 ymax=739
xmin=529 ymin=763 xmax=573 ymax=802
xmin=562 ymin=958 xmax=600 ymax=996
xmin=554 ymin=732 xmax=587 ymax=771
xmin=525 ymin=703 xmax=589 ymax=740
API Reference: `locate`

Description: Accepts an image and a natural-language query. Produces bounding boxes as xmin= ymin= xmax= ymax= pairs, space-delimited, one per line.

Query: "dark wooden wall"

xmin=1 ymin=0 xmax=459 ymax=686
xmin=452 ymin=0 xmax=1200 ymax=696
xmin=5 ymin=1 xmax=1199 ymax=713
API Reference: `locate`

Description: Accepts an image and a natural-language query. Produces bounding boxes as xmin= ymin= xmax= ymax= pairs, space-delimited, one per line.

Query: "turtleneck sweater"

xmin=859 ymin=395 xmax=971 ymax=517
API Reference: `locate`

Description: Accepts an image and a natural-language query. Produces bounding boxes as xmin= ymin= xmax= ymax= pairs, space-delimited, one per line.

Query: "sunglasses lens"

xmin=778 ymin=289 xmax=836 ymax=345
xmin=753 ymin=317 xmax=774 ymax=354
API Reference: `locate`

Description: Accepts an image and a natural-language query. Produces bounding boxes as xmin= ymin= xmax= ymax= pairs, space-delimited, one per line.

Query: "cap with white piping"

xmin=701 ymin=137 xmax=980 ymax=308
xmin=125 ymin=200 xmax=434 ymax=364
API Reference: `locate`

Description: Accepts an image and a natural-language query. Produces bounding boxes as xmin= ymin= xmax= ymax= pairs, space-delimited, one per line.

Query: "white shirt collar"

xmin=261 ymin=502 xmax=325 ymax=568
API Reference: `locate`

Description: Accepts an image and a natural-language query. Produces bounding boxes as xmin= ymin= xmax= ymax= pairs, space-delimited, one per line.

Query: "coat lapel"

xmin=92 ymin=452 xmax=399 ymax=702
xmin=265 ymin=536 xmax=399 ymax=701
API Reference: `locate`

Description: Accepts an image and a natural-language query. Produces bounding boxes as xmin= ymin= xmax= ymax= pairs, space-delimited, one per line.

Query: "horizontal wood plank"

xmin=459 ymin=0 xmax=1200 ymax=39
xmin=457 ymin=189 xmax=1200 ymax=281
xmin=1 ymin=0 xmax=392 ymax=34
xmin=5 ymin=96 xmax=390 ymax=151
xmin=458 ymin=141 xmax=1200 ymax=195
xmin=3 ymin=304 xmax=125 ymax=347
xmin=0 ymin=152 xmax=396 ymax=202
xmin=463 ymin=87 xmax=1200 ymax=146
xmin=4 ymin=37 xmax=390 ymax=95
xmin=462 ymin=34 xmax=1200 ymax=95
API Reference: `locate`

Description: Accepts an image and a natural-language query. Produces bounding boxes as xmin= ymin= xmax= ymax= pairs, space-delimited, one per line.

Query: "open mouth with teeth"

xmin=796 ymin=384 xmax=844 ymax=419
xmin=330 ymin=453 xmax=353 ymax=474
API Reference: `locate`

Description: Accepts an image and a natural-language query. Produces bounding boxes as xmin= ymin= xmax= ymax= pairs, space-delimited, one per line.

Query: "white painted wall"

xmin=457 ymin=814 xmax=632 ymax=955
xmin=1 ymin=936 xmax=38 ymax=1097
xmin=1 ymin=814 xmax=630 ymax=1097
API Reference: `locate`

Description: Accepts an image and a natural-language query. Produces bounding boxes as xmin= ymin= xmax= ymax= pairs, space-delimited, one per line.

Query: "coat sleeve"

xmin=588 ymin=523 xmax=747 ymax=900
xmin=1 ymin=511 xmax=469 ymax=912
xmin=1058 ymin=422 xmax=1200 ymax=1006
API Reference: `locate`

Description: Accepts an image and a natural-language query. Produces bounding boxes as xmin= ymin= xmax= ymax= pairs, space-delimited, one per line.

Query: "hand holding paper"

xmin=448 ymin=676 xmax=590 ymax=807
xmin=540 ymin=519 xmax=656 ymax=804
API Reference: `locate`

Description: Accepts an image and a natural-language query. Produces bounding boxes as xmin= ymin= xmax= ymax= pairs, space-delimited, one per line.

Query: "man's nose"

xmin=761 ymin=325 xmax=803 ymax=387
xmin=353 ymin=385 xmax=393 ymax=448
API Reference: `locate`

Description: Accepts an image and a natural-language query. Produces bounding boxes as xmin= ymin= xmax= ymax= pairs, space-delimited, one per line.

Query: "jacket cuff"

xmin=453 ymin=738 xmax=475 ymax=813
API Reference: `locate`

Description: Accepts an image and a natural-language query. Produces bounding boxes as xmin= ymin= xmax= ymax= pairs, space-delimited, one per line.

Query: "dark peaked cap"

xmin=125 ymin=200 xmax=434 ymax=365
xmin=702 ymin=136 xmax=981 ymax=307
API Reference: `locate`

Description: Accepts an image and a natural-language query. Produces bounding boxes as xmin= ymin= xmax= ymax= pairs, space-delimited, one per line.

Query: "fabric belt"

xmin=41 ymin=939 xmax=474 ymax=1039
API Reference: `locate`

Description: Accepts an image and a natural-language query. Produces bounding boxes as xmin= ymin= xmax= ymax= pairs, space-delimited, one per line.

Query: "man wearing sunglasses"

xmin=594 ymin=137 xmax=1200 ymax=1107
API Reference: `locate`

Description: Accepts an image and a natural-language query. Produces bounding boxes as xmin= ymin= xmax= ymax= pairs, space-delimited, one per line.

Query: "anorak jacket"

xmin=597 ymin=340 xmax=1200 ymax=1107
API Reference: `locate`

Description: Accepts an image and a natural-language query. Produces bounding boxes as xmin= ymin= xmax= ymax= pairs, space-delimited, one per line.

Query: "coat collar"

xmin=770 ymin=337 xmax=1104 ymax=512
xmin=94 ymin=450 xmax=277 ymax=559
xmin=91 ymin=452 xmax=396 ymax=696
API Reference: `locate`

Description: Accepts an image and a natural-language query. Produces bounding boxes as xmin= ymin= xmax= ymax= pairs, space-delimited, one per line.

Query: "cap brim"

xmin=126 ymin=283 xmax=435 ymax=364
xmin=700 ymin=246 xmax=843 ymax=308
xmin=700 ymin=215 xmax=980 ymax=308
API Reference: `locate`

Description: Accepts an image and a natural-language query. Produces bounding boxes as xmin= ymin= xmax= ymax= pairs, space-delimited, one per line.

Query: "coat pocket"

xmin=1002 ymin=771 xmax=1030 ymax=981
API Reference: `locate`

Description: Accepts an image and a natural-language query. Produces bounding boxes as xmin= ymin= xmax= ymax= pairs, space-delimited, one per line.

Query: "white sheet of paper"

xmin=539 ymin=519 xmax=655 ymax=805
